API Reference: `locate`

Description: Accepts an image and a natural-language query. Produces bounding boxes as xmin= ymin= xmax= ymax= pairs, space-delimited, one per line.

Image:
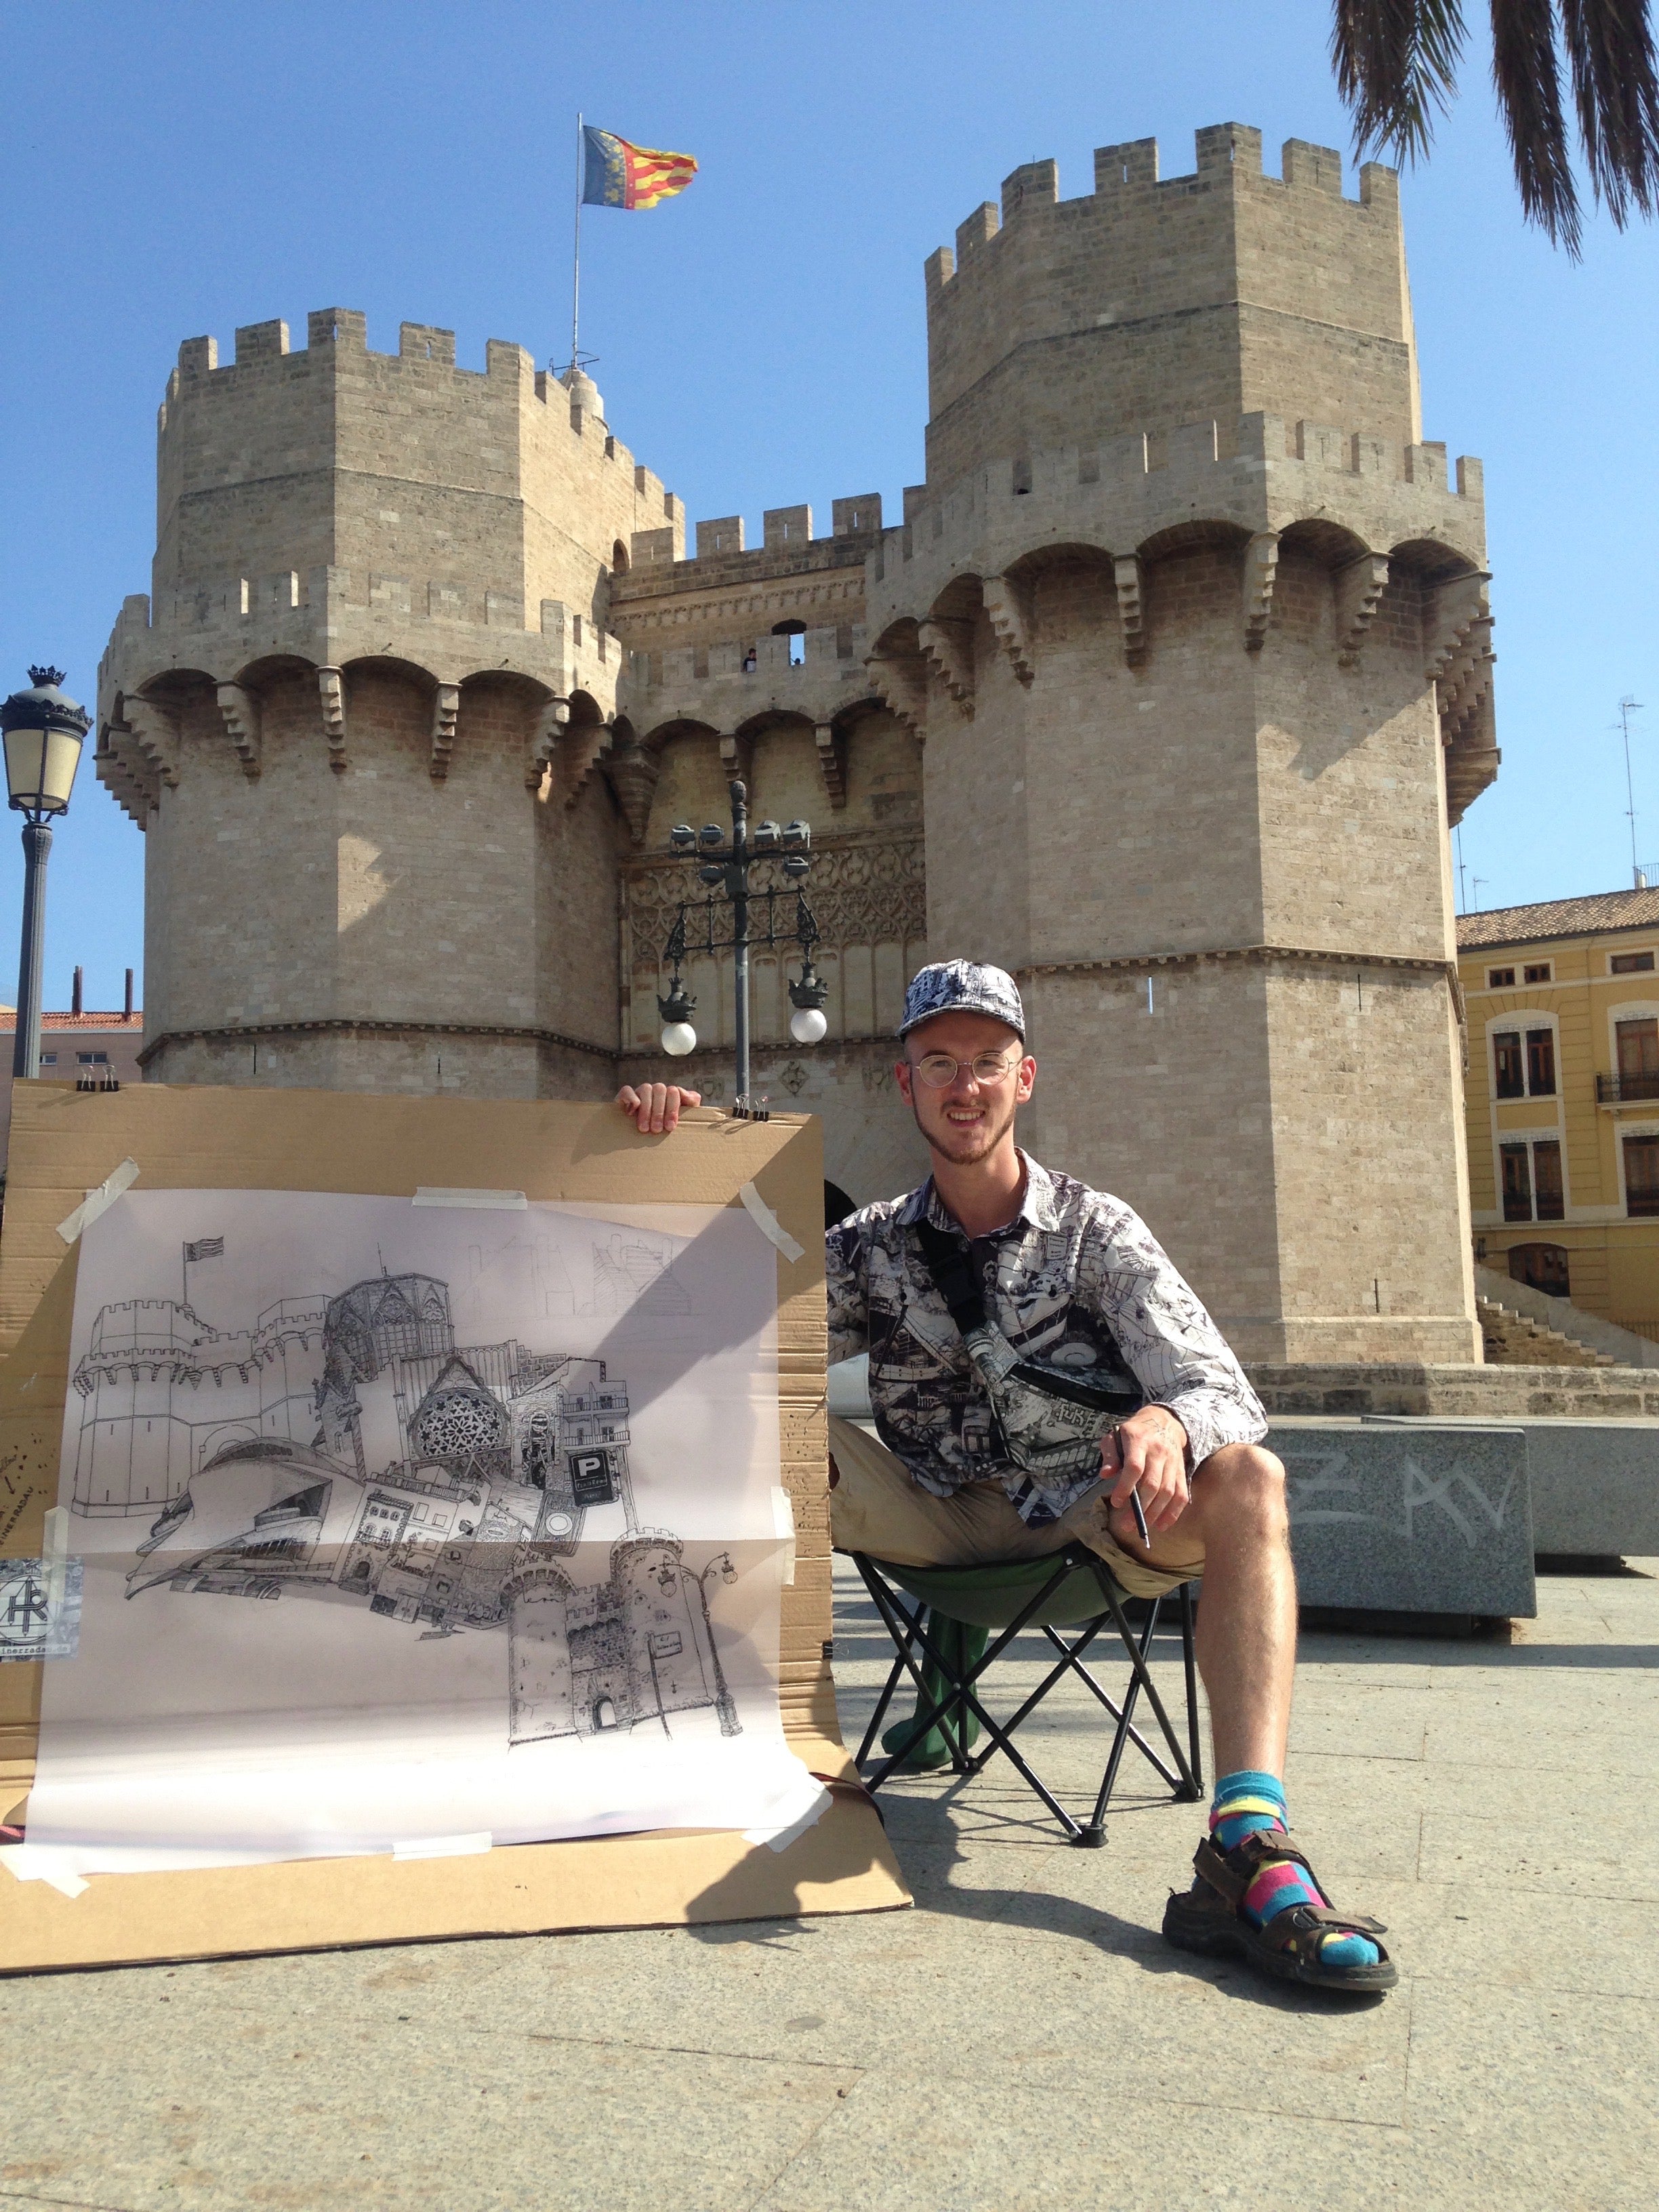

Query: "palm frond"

xmin=1559 ymin=0 xmax=1659 ymax=224
xmin=1332 ymin=0 xmax=1469 ymax=161
xmin=1490 ymin=0 xmax=1584 ymax=251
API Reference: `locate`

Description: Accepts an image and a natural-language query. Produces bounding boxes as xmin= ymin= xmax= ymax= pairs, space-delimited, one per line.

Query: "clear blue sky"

xmin=3 ymin=0 xmax=1656 ymax=1011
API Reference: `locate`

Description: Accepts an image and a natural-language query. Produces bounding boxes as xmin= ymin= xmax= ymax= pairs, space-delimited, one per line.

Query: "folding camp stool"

xmin=847 ymin=1542 xmax=1204 ymax=1847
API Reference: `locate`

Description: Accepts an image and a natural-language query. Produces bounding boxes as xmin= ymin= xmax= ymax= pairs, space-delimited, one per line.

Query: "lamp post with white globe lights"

xmin=1 ymin=668 xmax=91 ymax=1081
xmin=657 ymin=778 xmax=828 ymax=1118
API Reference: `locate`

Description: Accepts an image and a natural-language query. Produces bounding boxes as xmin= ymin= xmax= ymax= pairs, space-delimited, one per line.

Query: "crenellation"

xmin=763 ymin=504 xmax=813 ymax=550
xmin=955 ymin=201 xmax=1000 ymax=260
xmin=1196 ymin=122 xmax=1263 ymax=176
xmin=234 ymin=319 xmax=289 ymax=363
xmin=1093 ymin=138 xmax=1159 ymax=192
xmin=1279 ymin=138 xmax=1344 ymax=193
xmin=832 ymin=494 xmax=882 ymax=536
xmin=399 ymin=321 xmax=456 ymax=366
xmin=1001 ymin=160 xmax=1057 ymax=220
xmin=307 ymin=308 xmax=366 ymax=350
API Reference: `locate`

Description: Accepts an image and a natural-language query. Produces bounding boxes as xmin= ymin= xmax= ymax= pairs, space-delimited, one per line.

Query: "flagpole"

xmin=571 ymin=109 xmax=584 ymax=373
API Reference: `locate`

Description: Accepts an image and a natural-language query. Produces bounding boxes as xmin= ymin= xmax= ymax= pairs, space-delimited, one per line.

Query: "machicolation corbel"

xmin=430 ymin=684 xmax=459 ymax=781
xmin=865 ymin=646 xmax=928 ymax=739
xmin=918 ymin=617 xmax=975 ymax=713
xmin=1335 ymin=556 xmax=1390 ymax=668
xmin=318 ymin=668 xmax=347 ymax=773
xmin=527 ymin=698 xmax=569 ymax=791
xmin=1242 ymin=533 xmax=1279 ymax=652
xmin=982 ymin=575 xmax=1036 ymax=685
xmin=215 ymin=683 xmax=262 ymax=778
xmin=1113 ymin=557 xmax=1146 ymax=666
xmin=123 ymin=697 xmax=181 ymax=790
xmin=814 ymin=721 xmax=847 ymax=811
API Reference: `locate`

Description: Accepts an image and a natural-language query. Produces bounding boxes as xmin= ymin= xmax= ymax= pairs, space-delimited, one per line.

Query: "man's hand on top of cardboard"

xmin=615 ymin=1083 xmax=703 ymax=1136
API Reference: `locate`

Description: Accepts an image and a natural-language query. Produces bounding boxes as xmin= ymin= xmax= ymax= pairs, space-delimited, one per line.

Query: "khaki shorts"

xmin=827 ymin=1416 xmax=1202 ymax=1600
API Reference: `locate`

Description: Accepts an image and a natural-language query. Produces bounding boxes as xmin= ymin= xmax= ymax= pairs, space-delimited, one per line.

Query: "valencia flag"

xmin=582 ymin=126 xmax=698 ymax=211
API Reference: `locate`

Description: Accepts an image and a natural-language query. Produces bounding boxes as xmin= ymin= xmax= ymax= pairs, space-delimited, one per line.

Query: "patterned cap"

xmin=899 ymin=960 xmax=1026 ymax=1041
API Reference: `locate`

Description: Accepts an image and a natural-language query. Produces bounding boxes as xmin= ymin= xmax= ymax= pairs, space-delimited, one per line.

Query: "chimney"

xmin=72 ymin=965 xmax=83 ymax=1017
xmin=124 ymin=967 xmax=135 ymax=1018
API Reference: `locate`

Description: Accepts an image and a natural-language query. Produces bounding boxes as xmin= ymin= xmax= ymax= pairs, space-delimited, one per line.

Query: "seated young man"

xmin=617 ymin=959 xmax=1395 ymax=1993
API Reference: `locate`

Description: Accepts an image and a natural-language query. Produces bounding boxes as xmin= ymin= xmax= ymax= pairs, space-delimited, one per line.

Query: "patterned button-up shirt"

xmin=827 ymin=1153 xmax=1267 ymax=1524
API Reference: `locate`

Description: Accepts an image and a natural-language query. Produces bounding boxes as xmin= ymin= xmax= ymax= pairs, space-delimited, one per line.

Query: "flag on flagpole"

xmin=182 ymin=1237 xmax=224 ymax=1264
xmin=581 ymin=125 xmax=697 ymax=211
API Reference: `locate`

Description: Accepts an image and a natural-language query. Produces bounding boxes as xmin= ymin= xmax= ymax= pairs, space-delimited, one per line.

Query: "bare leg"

xmin=1110 ymin=1442 xmax=1296 ymax=1777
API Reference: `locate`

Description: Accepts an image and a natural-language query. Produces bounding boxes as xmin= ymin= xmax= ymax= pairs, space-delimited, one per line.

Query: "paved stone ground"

xmin=3 ymin=1559 xmax=1656 ymax=2211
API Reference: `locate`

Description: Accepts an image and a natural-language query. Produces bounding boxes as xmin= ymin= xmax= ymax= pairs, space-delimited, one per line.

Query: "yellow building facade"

xmin=1458 ymin=889 xmax=1659 ymax=1334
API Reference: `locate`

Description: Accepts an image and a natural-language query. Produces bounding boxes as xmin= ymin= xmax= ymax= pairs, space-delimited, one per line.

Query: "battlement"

xmin=922 ymin=123 xmax=1419 ymax=497
xmin=615 ymin=496 xmax=884 ymax=603
xmin=868 ymin=409 xmax=1488 ymax=663
xmin=928 ymin=127 xmax=1395 ymax=291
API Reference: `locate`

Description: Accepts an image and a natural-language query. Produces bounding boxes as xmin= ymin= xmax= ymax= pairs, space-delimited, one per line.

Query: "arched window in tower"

xmin=613 ymin=538 xmax=630 ymax=574
xmin=772 ymin=618 xmax=807 ymax=667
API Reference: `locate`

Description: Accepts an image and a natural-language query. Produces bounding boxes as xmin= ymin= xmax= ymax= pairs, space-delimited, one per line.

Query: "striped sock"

xmin=1208 ymin=1770 xmax=1379 ymax=1971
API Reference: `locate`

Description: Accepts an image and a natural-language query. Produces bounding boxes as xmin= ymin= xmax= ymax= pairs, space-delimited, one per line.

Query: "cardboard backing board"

xmin=0 ymin=1080 xmax=909 ymax=1973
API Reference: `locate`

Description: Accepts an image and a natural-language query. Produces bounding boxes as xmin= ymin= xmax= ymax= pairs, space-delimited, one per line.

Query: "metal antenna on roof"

xmin=1471 ymin=876 xmax=1487 ymax=911
xmin=1456 ymin=825 xmax=1467 ymax=914
xmin=1615 ymin=696 xmax=1645 ymax=888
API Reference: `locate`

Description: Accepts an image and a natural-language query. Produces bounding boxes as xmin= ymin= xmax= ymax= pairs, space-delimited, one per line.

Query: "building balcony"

xmin=1597 ymin=1073 xmax=1659 ymax=1104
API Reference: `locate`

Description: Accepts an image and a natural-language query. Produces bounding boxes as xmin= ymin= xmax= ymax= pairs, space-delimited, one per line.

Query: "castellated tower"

xmin=863 ymin=125 xmax=1496 ymax=1364
xmin=98 ymin=310 xmax=929 ymax=1204
xmin=98 ymin=121 xmax=1497 ymax=1366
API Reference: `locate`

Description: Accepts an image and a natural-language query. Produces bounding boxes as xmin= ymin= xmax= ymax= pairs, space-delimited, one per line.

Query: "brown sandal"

xmin=1162 ymin=1829 xmax=1398 ymax=1993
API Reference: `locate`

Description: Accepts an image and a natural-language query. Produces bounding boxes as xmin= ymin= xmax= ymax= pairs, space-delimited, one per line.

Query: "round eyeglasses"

xmin=911 ymin=1049 xmax=1021 ymax=1089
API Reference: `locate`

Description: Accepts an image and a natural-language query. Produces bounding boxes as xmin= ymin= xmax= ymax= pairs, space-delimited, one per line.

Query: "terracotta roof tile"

xmin=1456 ymin=888 xmax=1659 ymax=951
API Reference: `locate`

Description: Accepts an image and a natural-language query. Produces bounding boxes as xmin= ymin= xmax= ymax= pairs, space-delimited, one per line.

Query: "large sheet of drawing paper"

xmin=27 ymin=1187 xmax=816 ymax=1872
xmin=0 ymin=1082 xmax=909 ymax=1972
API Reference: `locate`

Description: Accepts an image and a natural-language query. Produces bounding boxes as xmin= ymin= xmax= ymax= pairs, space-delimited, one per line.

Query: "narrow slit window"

xmin=1612 ymin=949 xmax=1656 ymax=975
xmin=1488 ymin=966 xmax=1515 ymax=988
xmin=1523 ymin=962 xmax=1552 ymax=983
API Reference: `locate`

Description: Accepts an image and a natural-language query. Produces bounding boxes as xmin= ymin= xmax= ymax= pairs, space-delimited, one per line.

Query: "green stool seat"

xmin=848 ymin=1542 xmax=1204 ymax=1845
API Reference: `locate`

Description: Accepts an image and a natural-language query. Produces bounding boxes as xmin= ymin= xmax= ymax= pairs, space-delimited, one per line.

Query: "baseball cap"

xmin=898 ymin=960 xmax=1025 ymax=1041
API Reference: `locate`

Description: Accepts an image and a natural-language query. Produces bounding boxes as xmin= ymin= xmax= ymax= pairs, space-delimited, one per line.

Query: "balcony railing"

xmin=1597 ymin=1072 xmax=1659 ymax=1103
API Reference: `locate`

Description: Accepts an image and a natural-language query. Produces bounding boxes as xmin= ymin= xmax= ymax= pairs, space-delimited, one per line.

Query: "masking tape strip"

xmin=391 ymin=1831 xmax=493 ymax=1860
xmin=0 ymin=1844 xmax=90 ymax=1898
xmin=412 ymin=1187 xmax=528 ymax=1210
xmin=743 ymin=1784 xmax=832 ymax=1855
xmin=56 ymin=1156 xmax=141 ymax=1244
xmin=772 ymin=1483 xmax=796 ymax=1587
xmin=739 ymin=1181 xmax=804 ymax=1263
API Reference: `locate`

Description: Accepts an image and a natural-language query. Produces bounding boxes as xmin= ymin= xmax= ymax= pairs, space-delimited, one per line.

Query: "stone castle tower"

xmin=97 ymin=123 xmax=1498 ymax=1366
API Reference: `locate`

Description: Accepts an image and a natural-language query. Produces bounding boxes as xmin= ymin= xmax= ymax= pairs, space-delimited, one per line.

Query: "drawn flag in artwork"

xmin=581 ymin=125 xmax=697 ymax=210
xmin=182 ymin=1237 xmax=224 ymax=1264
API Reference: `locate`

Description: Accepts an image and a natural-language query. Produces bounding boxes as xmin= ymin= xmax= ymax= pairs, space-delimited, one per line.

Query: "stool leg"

xmin=1179 ymin=1581 xmax=1204 ymax=1799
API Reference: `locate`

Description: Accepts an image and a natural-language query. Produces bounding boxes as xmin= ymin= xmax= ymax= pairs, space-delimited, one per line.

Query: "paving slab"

xmin=1 ymin=1559 xmax=1655 ymax=2212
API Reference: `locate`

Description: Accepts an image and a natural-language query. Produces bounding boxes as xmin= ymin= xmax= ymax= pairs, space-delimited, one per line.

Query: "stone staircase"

xmin=1477 ymin=1296 xmax=1613 ymax=1368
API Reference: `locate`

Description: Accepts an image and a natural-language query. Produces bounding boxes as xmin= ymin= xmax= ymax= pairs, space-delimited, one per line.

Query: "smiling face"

xmin=894 ymin=1010 xmax=1036 ymax=1170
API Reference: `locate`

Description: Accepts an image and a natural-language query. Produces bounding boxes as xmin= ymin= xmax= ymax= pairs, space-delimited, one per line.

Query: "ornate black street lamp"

xmin=1 ymin=668 xmax=90 ymax=1080
xmin=657 ymin=777 xmax=828 ymax=1118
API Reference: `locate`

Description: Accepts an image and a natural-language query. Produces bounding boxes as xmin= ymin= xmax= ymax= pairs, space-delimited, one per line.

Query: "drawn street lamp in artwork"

xmin=657 ymin=777 xmax=829 ymax=1115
